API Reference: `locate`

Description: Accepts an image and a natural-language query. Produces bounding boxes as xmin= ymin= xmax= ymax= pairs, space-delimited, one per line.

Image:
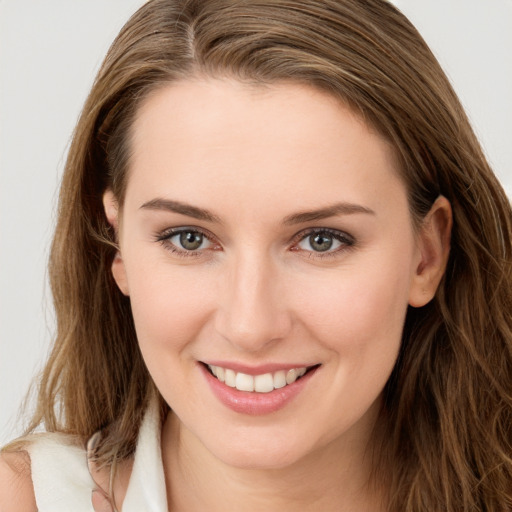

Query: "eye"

xmin=170 ymin=230 xmax=211 ymax=251
xmin=295 ymin=229 xmax=354 ymax=254
xmin=156 ymin=227 xmax=216 ymax=255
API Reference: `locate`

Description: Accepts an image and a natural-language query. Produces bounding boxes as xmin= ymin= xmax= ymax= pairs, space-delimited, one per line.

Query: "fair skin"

xmin=0 ymin=451 xmax=36 ymax=510
xmin=0 ymin=78 xmax=451 ymax=511
xmin=106 ymin=79 xmax=450 ymax=510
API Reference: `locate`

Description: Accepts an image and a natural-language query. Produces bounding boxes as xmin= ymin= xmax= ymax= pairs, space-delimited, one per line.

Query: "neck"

xmin=161 ymin=411 xmax=386 ymax=512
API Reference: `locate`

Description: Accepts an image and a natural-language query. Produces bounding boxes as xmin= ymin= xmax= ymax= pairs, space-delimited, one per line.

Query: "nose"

xmin=214 ymin=250 xmax=292 ymax=353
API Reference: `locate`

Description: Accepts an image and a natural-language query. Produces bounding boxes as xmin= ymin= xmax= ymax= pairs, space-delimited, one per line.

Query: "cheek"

xmin=126 ymin=262 xmax=214 ymax=355
xmin=125 ymin=264 xmax=217 ymax=406
xmin=294 ymin=258 xmax=412 ymax=427
xmin=296 ymin=257 xmax=412 ymax=353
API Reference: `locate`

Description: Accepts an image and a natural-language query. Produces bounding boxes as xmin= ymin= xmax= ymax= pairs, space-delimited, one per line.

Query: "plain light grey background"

xmin=1 ymin=1 xmax=511 ymax=446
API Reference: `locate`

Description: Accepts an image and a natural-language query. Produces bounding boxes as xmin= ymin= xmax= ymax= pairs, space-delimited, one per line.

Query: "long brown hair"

xmin=15 ymin=0 xmax=512 ymax=509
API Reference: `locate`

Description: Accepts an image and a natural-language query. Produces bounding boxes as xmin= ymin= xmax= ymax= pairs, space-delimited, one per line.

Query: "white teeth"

xmin=254 ymin=373 xmax=274 ymax=393
xmin=224 ymin=369 xmax=236 ymax=387
xmin=273 ymin=370 xmax=287 ymax=389
xmin=235 ymin=372 xmax=254 ymax=392
xmin=207 ymin=365 xmax=310 ymax=393
xmin=286 ymin=368 xmax=298 ymax=385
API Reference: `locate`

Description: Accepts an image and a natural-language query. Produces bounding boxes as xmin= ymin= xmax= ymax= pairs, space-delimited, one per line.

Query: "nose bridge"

xmin=215 ymin=246 xmax=291 ymax=352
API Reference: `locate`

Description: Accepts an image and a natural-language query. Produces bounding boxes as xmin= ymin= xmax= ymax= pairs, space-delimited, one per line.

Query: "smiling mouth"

xmin=205 ymin=364 xmax=318 ymax=393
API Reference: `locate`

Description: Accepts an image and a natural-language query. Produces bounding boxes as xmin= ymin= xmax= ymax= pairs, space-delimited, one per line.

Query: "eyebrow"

xmin=140 ymin=198 xmax=221 ymax=223
xmin=140 ymin=198 xmax=375 ymax=225
xmin=283 ymin=202 xmax=375 ymax=225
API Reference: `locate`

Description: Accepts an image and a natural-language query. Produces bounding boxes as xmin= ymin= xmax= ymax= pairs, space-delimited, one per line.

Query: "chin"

xmin=216 ymin=448 xmax=305 ymax=471
xmin=202 ymin=428 xmax=318 ymax=471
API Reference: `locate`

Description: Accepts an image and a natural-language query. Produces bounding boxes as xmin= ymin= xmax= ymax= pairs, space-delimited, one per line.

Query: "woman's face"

xmin=106 ymin=79 xmax=442 ymax=469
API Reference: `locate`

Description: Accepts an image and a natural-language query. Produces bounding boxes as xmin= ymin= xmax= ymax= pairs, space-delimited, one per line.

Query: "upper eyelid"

xmin=156 ymin=225 xmax=216 ymax=241
xmin=291 ymin=227 xmax=355 ymax=244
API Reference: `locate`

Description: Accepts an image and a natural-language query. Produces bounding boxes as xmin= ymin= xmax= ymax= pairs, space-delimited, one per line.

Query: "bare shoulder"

xmin=0 ymin=450 xmax=37 ymax=511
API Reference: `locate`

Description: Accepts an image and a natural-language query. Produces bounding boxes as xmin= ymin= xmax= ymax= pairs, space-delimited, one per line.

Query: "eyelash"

xmin=291 ymin=228 xmax=355 ymax=259
xmin=155 ymin=227 xmax=218 ymax=258
xmin=154 ymin=226 xmax=355 ymax=259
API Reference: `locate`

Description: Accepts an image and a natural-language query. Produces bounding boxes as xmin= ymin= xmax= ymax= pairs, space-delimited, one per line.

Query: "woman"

xmin=1 ymin=0 xmax=511 ymax=510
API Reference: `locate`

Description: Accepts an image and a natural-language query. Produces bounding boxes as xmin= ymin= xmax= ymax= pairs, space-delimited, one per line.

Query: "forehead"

xmin=125 ymin=78 xmax=405 ymax=217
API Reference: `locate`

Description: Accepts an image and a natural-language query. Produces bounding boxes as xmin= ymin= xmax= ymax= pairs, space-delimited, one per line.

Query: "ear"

xmin=408 ymin=196 xmax=452 ymax=308
xmin=103 ymin=189 xmax=129 ymax=296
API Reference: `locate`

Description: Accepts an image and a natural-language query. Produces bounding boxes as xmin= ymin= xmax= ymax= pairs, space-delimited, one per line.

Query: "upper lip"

xmin=201 ymin=361 xmax=318 ymax=375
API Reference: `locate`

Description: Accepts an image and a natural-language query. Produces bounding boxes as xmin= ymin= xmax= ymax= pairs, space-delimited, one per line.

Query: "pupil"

xmin=310 ymin=233 xmax=333 ymax=252
xmin=180 ymin=231 xmax=203 ymax=250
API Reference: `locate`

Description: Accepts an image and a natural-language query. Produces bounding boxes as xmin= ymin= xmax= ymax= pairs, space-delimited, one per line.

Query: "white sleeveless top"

xmin=28 ymin=402 xmax=168 ymax=511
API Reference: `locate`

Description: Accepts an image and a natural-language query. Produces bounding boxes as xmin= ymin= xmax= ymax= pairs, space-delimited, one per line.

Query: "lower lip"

xmin=200 ymin=364 xmax=319 ymax=415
